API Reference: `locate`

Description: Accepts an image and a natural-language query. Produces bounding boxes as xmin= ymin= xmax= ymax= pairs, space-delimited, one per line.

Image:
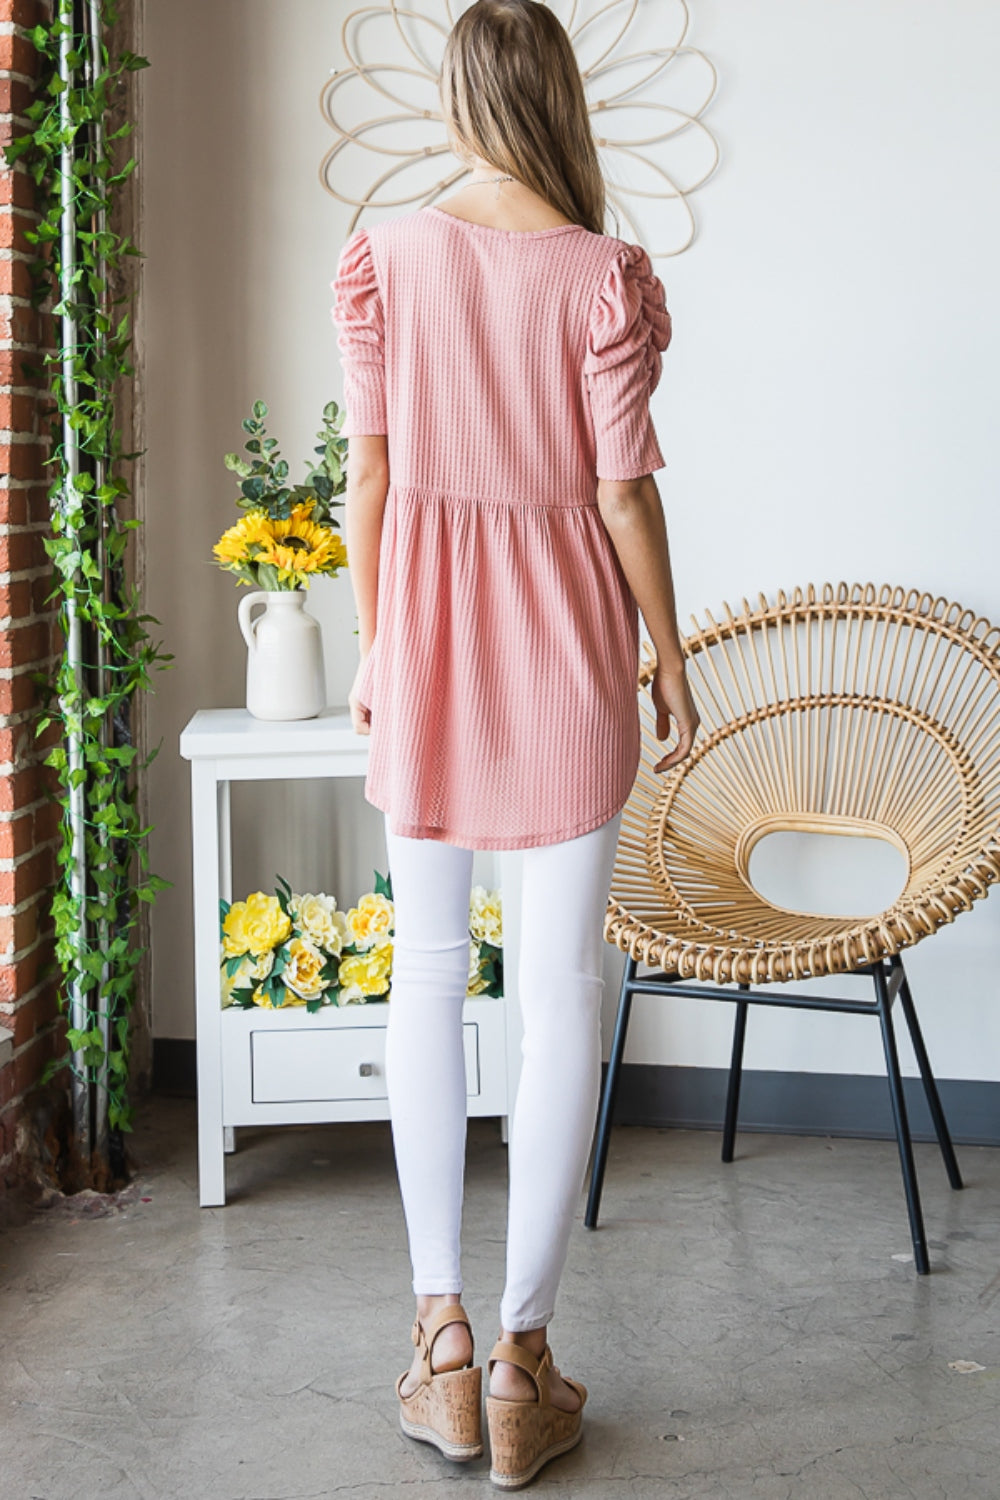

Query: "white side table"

xmin=179 ymin=706 xmax=524 ymax=1207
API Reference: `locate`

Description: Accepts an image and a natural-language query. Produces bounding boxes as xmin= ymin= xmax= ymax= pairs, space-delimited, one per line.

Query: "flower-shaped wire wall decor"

xmin=319 ymin=0 xmax=719 ymax=257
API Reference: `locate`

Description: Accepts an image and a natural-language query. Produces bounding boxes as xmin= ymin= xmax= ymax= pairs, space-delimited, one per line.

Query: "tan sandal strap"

xmin=486 ymin=1339 xmax=552 ymax=1406
xmin=420 ymin=1301 xmax=472 ymax=1348
xmin=411 ymin=1303 xmax=474 ymax=1385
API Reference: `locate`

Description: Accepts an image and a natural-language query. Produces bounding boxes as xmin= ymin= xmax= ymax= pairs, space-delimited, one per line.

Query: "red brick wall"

xmin=0 ymin=0 xmax=64 ymax=1190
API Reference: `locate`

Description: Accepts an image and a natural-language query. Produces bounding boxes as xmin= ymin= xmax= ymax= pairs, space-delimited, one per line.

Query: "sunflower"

xmin=255 ymin=503 xmax=348 ymax=584
xmin=213 ymin=499 xmax=348 ymax=587
xmin=212 ymin=509 xmax=275 ymax=568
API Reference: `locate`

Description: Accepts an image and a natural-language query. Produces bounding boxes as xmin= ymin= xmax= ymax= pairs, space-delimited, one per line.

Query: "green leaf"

xmin=108 ymin=1099 xmax=135 ymax=1132
xmin=40 ymin=1054 xmax=67 ymax=1086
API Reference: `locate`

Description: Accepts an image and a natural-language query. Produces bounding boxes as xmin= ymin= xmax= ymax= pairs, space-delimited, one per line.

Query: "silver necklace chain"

xmin=467 ymin=171 xmax=517 ymax=199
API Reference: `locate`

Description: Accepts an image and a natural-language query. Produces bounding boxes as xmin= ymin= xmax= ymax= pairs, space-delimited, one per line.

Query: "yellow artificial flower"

xmin=252 ymin=985 xmax=307 ymax=1009
xmin=288 ymin=891 xmax=349 ymax=955
xmin=338 ymin=940 xmax=393 ymax=1003
xmin=220 ymin=948 xmax=274 ymax=1007
xmin=281 ymin=935 xmax=329 ymax=1002
xmin=346 ymin=892 xmax=394 ymax=950
xmin=287 ymin=500 xmax=329 ymax=530
xmin=222 ymin=891 xmax=291 ymax=958
xmin=466 ymin=939 xmax=490 ymax=997
xmin=469 ymin=886 xmax=503 ymax=948
xmin=213 ymin=509 xmax=275 ymax=566
xmin=254 ymin=505 xmax=347 ymax=585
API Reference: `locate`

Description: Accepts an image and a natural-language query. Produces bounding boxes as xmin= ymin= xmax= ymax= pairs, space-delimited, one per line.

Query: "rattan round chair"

xmin=587 ymin=582 xmax=1000 ymax=1272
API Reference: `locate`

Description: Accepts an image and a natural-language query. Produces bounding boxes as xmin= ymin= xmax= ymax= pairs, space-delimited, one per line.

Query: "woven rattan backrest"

xmin=610 ymin=583 xmax=1000 ymax=983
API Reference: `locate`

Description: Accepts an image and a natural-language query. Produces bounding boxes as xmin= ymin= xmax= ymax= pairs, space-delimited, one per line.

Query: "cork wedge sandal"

xmin=395 ymin=1302 xmax=483 ymax=1462
xmin=485 ymin=1339 xmax=587 ymax=1489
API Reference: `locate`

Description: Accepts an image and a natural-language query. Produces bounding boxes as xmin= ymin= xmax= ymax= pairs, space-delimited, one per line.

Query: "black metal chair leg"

xmin=890 ymin=956 xmax=964 ymax=1190
xmin=873 ymin=962 xmax=930 ymax=1273
xmin=585 ymin=954 xmax=637 ymax=1229
xmin=722 ymin=983 xmax=750 ymax=1163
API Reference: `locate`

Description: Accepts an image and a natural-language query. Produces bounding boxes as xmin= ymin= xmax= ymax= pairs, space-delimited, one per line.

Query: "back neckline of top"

xmin=422 ymin=205 xmax=587 ymax=238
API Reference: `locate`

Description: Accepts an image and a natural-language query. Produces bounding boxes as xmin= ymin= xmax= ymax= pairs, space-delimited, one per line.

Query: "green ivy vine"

xmin=4 ymin=1 xmax=172 ymax=1162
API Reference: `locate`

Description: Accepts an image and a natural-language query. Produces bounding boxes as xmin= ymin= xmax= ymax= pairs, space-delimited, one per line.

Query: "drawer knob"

xmin=359 ymin=1062 xmax=375 ymax=1077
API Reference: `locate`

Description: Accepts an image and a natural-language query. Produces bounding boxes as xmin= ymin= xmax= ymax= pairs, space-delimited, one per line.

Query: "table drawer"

xmin=251 ymin=1021 xmax=481 ymax=1104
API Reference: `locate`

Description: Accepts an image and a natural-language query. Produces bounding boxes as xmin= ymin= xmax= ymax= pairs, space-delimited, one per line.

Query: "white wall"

xmin=142 ymin=1 xmax=1000 ymax=1086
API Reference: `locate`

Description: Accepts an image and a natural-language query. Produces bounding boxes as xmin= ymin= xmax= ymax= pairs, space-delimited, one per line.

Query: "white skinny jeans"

xmin=383 ymin=809 xmax=622 ymax=1333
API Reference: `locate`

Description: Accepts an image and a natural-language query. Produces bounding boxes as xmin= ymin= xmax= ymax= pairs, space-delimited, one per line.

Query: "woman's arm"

xmin=597 ymin=473 xmax=700 ymax=771
xmin=344 ymin=434 xmax=390 ymax=655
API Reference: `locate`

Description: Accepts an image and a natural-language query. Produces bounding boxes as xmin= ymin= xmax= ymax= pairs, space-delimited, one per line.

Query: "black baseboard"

xmin=609 ymin=1063 xmax=1000 ymax=1148
xmin=152 ymin=1038 xmax=999 ymax=1147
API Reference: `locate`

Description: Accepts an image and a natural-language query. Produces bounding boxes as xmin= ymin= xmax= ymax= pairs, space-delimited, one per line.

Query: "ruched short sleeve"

xmin=584 ymin=240 xmax=672 ymax=481
xmin=331 ymin=227 xmax=387 ymax=436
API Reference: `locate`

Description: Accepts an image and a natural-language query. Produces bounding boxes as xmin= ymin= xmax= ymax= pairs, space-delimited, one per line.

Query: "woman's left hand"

xmin=349 ymin=655 xmax=371 ymax=736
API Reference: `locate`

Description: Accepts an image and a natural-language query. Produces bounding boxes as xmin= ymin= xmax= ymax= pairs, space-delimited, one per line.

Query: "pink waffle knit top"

xmin=331 ymin=205 xmax=671 ymax=849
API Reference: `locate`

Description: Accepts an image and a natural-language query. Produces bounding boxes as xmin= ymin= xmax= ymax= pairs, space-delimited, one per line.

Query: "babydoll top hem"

xmin=367 ymin=785 xmax=629 ymax=851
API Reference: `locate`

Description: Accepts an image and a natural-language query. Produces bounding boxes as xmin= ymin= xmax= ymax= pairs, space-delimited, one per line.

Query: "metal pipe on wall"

xmin=86 ymin=0 xmax=111 ymax=1159
xmin=57 ymin=0 xmax=91 ymax=1157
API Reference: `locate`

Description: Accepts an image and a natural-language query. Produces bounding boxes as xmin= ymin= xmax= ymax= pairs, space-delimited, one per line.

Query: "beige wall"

xmin=143 ymin=1 xmax=398 ymax=1043
xmin=142 ymin=1 xmax=1000 ymax=1084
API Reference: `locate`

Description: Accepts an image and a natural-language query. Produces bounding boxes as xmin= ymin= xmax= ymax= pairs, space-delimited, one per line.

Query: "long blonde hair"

xmin=440 ymin=1 xmax=607 ymax=236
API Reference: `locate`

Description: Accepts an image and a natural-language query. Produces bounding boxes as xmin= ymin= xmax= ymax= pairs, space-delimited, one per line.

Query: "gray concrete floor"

xmin=1 ymin=1097 xmax=998 ymax=1499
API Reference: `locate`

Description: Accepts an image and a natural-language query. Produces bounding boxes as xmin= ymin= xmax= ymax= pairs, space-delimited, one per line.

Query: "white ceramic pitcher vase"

xmin=237 ymin=589 xmax=326 ymax=721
